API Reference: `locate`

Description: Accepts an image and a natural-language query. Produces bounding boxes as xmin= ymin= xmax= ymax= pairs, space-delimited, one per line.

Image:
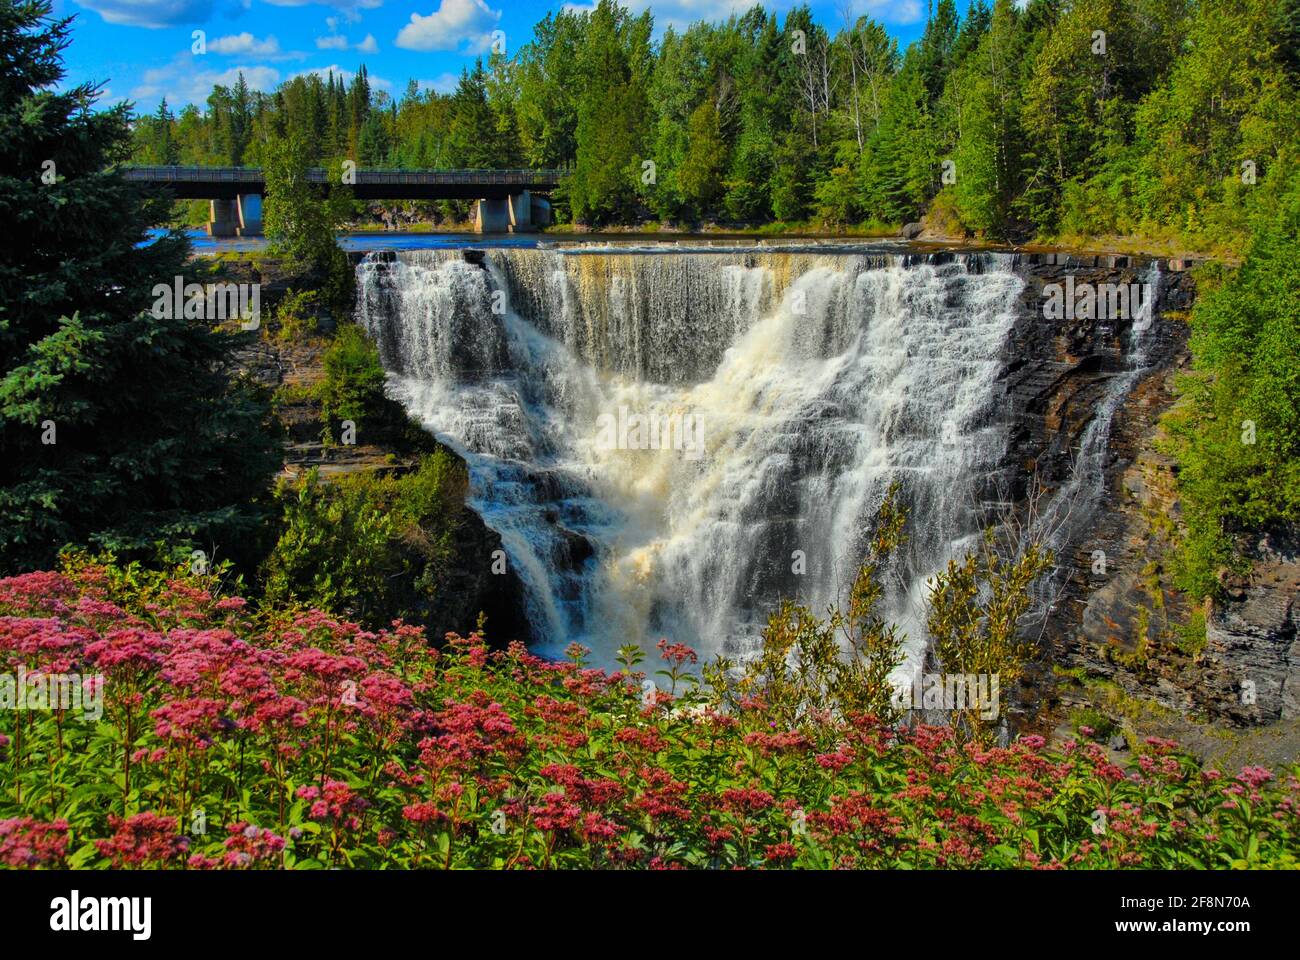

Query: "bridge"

xmin=122 ymin=165 xmax=565 ymax=236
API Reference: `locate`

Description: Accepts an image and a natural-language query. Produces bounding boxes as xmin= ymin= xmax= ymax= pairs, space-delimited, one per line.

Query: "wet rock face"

xmin=1202 ymin=531 xmax=1300 ymax=724
xmin=1002 ymin=257 xmax=1190 ymax=471
xmin=1005 ymin=255 xmax=1295 ymax=733
xmin=991 ymin=256 xmax=1194 ymax=720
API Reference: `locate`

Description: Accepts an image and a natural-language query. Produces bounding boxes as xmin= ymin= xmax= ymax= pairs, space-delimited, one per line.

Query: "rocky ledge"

xmin=221 ymin=257 xmax=529 ymax=644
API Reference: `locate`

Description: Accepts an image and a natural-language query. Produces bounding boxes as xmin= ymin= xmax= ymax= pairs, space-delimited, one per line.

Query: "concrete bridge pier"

xmin=207 ymin=198 xmax=238 ymax=237
xmin=474 ymin=197 xmax=510 ymax=234
xmin=236 ymin=193 xmax=262 ymax=236
xmin=530 ymin=194 xmax=552 ymax=229
xmin=508 ymin=191 xmax=533 ymax=231
xmin=207 ymin=195 xmax=263 ymax=237
xmin=474 ymin=191 xmax=553 ymax=233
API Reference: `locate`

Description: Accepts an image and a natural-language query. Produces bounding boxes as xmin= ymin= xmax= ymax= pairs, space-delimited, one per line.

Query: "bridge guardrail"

xmin=123 ymin=166 xmax=565 ymax=186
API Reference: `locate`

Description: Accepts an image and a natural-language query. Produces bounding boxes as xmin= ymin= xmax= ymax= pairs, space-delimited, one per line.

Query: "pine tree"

xmin=724 ymin=10 xmax=782 ymax=221
xmin=951 ymin=0 xmax=1024 ymax=234
xmin=861 ymin=50 xmax=935 ymax=223
xmin=230 ymin=72 xmax=252 ymax=165
xmin=347 ymin=65 xmax=371 ymax=159
xmin=447 ymin=62 xmax=500 ymax=168
xmin=358 ymin=112 xmax=390 ymax=166
xmin=569 ymin=0 xmax=652 ymax=224
xmin=679 ymin=97 xmax=728 ymax=214
xmin=919 ymin=0 xmax=961 ymax=105
xmin=0 ymin=0 xmax=280 ymax=573
xmin=139 ymin=97 xmax=178 ymax=164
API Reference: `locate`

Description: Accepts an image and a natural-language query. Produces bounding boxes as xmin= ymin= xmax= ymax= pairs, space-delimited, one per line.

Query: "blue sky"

xmin=53 ymin=0 xmax=933 ymax=114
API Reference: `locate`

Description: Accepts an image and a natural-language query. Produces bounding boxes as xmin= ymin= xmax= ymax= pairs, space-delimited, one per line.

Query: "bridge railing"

xmin=123 ymin=166 xmax=565 ymax=186
xmin=123 ymin=166 xmax=265 ymax=183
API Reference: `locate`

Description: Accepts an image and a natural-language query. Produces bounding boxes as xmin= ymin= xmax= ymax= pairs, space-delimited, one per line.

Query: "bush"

xmin=261 ymin=451 xmax=465 ymax=626
xmin=1071 ymin=707 xmax=1119 ymax=743
xmin=0 ymin=556 xmax=1295 ymax=869
xmin=272 ymin=289 xmax=319 ymax=341
xmin=318 ymin=325 xmax=386 ymax=442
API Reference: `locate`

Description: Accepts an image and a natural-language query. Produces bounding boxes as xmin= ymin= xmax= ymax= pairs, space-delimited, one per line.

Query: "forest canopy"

xmin=131 ymin=0 xmax=1299 ymax=248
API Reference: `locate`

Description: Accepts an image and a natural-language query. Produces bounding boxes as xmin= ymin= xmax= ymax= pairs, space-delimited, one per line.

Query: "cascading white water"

xmin=356 ymin=247 xmax=1026 ymax=671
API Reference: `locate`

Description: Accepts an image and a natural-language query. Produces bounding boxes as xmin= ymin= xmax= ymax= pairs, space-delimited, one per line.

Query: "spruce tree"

xmin=0 ymin=0 xmax=280 ymax=573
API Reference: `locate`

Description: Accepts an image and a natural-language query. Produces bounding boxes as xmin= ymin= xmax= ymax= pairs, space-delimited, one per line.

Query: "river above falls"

xmin=162 ymin=226 xmax=926 ymax=256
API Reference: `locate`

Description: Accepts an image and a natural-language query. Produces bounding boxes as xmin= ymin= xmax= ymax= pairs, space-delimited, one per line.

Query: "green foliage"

xmin=262 ymin=135 xmax=355 ymax=316
xmin=208 ymin=73 xmax=254 ymax=166
xmin=677 ymin=99 xmax=728 ymax=216
xmin=1071 ymin=706 xmax=1119 ymax=741
xmin=860 ymin=51 xmax=936 ymax=225
xmin=262 ymin=451 xmax=466 ymax=625
xmin=112 ymin=0 xmax=1292 ymax=248
xmin=709 ymin=485 xmax=909 ymax=727
xmin=446 ymin=60 xmax=518 ymax=168
xmin=568 ymin=0 xmax=653 ymax=225
xmin=132 ymin=97 xmax=179 ymax=164
xmin=271 ymin=289 xmax=319 ymax=341
xmin=316 ymin=324 xmax=385 ymax=440
xmin=927 ymin=531 xmax=1054 ymax=743
xmin=1161 ymin=179 xmax=1300 ymax=596
xmin=0 ymin=0 xmax=279 ymax=575
xmin=515 ymin=10 xmax=585 ymax=168
xmin=1175 ymin=607 xmax=1209 ymax=656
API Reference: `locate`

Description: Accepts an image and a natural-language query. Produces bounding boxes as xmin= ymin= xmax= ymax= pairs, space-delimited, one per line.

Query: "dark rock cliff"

xmin=993 ymin=252 xmax=1296 ymax=759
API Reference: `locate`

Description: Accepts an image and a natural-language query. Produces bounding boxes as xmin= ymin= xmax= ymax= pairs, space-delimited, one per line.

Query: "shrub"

xmin=272 ymin=289 xmax=319 ymax=341
xmin=317 ymin=325 xmax=386 ymax=442
xmin=261 ymin=451 xmax=465 ymax=626
xmin=1071 ymin=707 xmax=1118 ymax=743
xmin=0 ymin=556 xmax=1295 ymax=870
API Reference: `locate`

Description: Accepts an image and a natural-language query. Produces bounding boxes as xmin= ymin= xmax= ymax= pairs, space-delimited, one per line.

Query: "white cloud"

xmin=131 ymin=59 xmax=280 ymax=105
xmin=316 ymin=31 xmax=379 ymax=52
xmin=418 ymin=73 xmax=461 ymax=94
xmin=73 ymin=0 xmax=213 ymax=28
xmin=395 ymin=0 xmax=501 ymax=53
xmin=208 ymin=32 xmax=282 ymax=57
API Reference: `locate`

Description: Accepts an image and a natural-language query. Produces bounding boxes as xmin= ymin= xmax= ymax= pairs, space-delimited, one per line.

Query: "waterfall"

xmin=356 ymin=247 xmax=1027 ymax=670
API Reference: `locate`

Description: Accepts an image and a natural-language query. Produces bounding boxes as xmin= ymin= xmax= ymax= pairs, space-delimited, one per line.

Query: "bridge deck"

xmin=122 ymin=166 xmax=564 ymax=200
